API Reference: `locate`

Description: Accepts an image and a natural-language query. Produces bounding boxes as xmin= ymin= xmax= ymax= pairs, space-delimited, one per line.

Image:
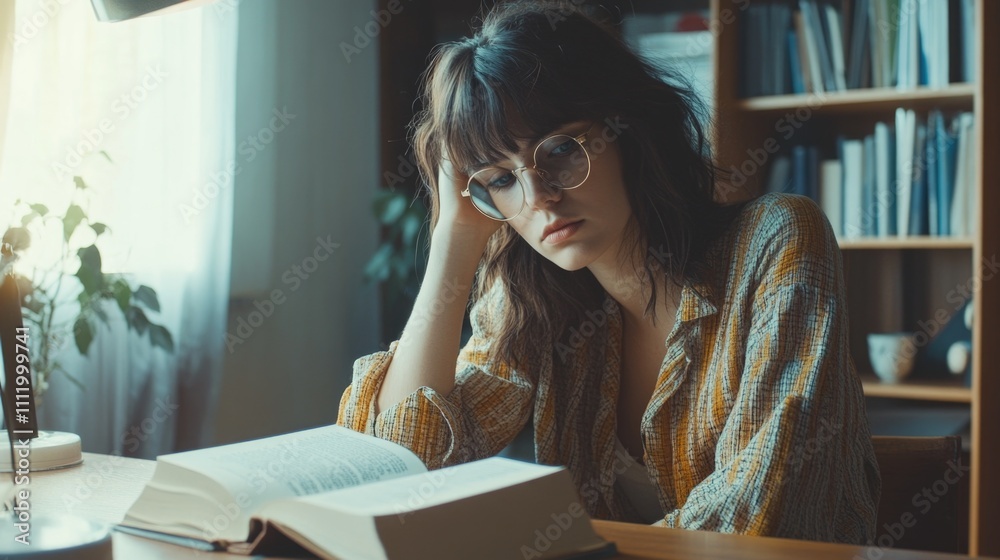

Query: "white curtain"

xmin=0 ymin=0 xmax=14 ymax=167
xmin=0 ymin=0 xmax=237 ymax=457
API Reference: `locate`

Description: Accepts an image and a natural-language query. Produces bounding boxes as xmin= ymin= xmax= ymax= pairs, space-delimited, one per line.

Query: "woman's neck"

xmin=588 ymin=243 xmax=680 ymax=331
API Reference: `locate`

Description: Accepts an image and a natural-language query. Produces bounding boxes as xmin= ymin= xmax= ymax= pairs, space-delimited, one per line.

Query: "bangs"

xmin=427 ymin=43 xmax=589 ymax=175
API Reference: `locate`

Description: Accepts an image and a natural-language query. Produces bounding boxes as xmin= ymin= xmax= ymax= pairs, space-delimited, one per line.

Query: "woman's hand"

xmin=435 ymin=157 xmax=503 ymax=241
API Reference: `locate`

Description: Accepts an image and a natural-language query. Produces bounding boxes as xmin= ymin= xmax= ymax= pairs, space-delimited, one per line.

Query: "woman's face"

xmin=494 ymin=120 xmax=633 ymax=272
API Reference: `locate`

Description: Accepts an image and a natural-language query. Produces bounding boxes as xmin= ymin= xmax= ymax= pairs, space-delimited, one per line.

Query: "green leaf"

xmin=112 ymin=280 xmax=131 ymax=313
xmin=75 ymin=245 xmax=103 ymax=295
xmin=91 ymin=222 xmax=109 ymax=235
xmin=126 ymin=306 xmax=150 ymax=334
xmin=73 ymin=317 xmax=94 ymax=355
xmin=73 ymin=176 xmax=87 ymax=190
xmin=401 ymin=209 xmax=424 ymax=246
xmin=20 ymin=212 xmax=38 ymax=226
xmin=363 ymin=244 xmax=393 ymax=282
xmin=392 ymin=256 xmax=411 ymax=280
xmin=133 ymin=285 xmax=160 ymax=312
xmin=63 ymin=204 xmax=86 ymax=241
xmin=148 ymin=324 xmax=175 ymax=352
xmin=373 ymin=191 xmax=409 ymax=225
xmin=29 ymin=204 xmax=49 ymax=216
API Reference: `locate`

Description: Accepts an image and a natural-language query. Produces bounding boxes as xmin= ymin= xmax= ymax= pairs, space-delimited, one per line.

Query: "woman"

xmin=338 ymin=0 xmax=880 ymax=544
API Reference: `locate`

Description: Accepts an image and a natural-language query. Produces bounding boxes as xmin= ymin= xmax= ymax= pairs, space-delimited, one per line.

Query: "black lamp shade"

xmin=89 ymin=0 xmax=204 ymax=22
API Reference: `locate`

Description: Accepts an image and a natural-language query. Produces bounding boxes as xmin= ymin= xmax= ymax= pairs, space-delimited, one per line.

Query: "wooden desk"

xmin=28 ymin=453 xmax=992 ymax=559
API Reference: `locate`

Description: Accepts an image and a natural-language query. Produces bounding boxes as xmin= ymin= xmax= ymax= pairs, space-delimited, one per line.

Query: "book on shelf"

xmin=622 ymin=10 xmax=714 ymax=124
xmin=895 ymin=107 xmax=916 ymax=235
xmin=862 ymin=134 xmax=878 ymax=237
xmin=910 ymin=121 xmax=929 ymax=236
xmin=741 ymin=0 xmax=974 ymax=97
xmin=820 ymin=159 xmax=843 ymax=236
xmin=874 ymin=121 xmax=895 ymax=236
xmin=950 ymin=112 xmax=975 ymax=236
xmin=765 ymin=109 xmax=974 ymax=240
xmin=841 ymin=138 xmax=865 ymax=237
xmin=117 ymin=425 xmax=616 ymax=560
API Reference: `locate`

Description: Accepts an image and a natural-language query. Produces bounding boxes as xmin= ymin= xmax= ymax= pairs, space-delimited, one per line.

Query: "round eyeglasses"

xmin=461 ymin=126 xmax=593 ymax=221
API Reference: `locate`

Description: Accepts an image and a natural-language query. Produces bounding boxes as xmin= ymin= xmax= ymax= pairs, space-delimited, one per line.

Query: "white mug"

xmin=867 ymin=332 xmax=917 ymax=383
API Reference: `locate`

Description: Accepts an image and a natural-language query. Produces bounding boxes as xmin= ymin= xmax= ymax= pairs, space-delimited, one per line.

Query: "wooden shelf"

xmin=838 ymin=236 xmax=975 ymax=250
xmin=861 ymin=374 xmax=973 ymax=403
xmin=737 ymin=84 xmax=975 ymax=114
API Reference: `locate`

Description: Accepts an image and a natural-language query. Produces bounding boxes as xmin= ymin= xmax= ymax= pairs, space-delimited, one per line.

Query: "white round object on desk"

xmin=0 ymin=513 xmax=111 ymax=559
xmin=0 ymin=431 xmax=82 ymax=472
xmin=947 ymin=341 xmax=972 ymax=375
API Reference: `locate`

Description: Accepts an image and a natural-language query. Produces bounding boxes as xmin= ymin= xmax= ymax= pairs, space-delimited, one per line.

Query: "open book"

xmin=119 ymin=425 xmax=616 ymax=560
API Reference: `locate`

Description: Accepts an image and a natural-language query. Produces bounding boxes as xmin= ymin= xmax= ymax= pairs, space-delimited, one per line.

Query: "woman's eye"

xmin=547 ymin=139 xmax=576 ymax=158
xmin=486 ymin=172 xmax=516 ymax=190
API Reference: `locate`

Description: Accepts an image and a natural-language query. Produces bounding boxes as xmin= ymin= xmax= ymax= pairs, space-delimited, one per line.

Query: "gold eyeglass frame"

xmin=460 ymin=125 xmax=594 ymax=222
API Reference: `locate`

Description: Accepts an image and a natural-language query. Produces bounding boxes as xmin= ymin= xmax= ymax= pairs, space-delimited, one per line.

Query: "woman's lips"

xmin=542 ymin=220 xmax=583 ymax=244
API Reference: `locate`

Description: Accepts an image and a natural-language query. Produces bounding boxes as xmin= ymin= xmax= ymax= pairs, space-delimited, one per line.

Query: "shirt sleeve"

xmin=657 ymin=195 xmax=881 ymax=542
xmin=336 ymin=281 xmax=535 ymax=470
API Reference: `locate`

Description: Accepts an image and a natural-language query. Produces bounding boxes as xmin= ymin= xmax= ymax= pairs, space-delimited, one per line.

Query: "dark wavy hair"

xmin=411 ymin=1 xmax=743 ymax=368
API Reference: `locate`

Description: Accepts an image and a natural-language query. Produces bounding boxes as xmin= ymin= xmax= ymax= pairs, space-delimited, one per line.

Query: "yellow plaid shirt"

xmin=338 ymin=193 xmax=881 ymax=543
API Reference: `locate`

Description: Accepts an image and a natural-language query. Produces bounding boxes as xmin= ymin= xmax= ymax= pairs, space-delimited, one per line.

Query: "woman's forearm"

xmin=375 ymin=226 xmax=491 ymax=413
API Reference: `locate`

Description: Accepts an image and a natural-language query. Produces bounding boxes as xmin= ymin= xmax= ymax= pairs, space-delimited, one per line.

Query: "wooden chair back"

xmin=871 ymin=435 xmax=962 ymax=553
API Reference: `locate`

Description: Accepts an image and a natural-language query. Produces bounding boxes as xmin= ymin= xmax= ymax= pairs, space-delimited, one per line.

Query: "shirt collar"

xmin=677 ymin=277 xmax=718 ymax=323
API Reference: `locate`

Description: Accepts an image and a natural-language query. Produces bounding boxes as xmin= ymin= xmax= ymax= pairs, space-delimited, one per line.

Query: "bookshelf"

xmin=860 ymin=375 xmax=972 ymax=403
xmin=739 ymin=83 xmax=976 ymax=113
xmin=711 ymin=0 xmax=998 ymax=554
xmin=839 ymin=236 xmax=973 ymax=250
xmin=377 ymin=0 xmax=997 ymax=554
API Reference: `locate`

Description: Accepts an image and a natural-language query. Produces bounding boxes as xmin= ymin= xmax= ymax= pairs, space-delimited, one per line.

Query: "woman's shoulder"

xmin=705 ymin=192 xmax=841 ymax=292
xmin=729 ymin=192 xmax=838 ymax=258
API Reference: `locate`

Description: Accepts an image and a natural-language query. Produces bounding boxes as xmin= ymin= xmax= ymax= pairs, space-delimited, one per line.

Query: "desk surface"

xmin=26 ymin=453 xmax=990 ymax=559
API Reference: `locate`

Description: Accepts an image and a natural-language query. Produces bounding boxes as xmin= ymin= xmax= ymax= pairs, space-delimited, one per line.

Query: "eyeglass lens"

xmin=467 ymin=134 xmax=590 ymax=220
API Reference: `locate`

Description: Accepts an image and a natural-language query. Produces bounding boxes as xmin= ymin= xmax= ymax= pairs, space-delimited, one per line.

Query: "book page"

xmin=161 ymin=425 xmax=427 ymax=506
xmin=284 ymin=457 xmax=562 ymax=517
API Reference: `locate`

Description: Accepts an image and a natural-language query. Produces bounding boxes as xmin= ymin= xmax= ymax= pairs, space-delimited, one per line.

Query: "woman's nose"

xmin=516 ymin=168 xmax=561 ymax=210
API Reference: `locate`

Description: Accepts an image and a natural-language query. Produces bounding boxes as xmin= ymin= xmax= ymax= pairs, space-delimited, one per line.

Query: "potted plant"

xmin=2 ymin=174 xmax=174 ymax=403
xmin=364 ymin=187 xmax=429 ymax=342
